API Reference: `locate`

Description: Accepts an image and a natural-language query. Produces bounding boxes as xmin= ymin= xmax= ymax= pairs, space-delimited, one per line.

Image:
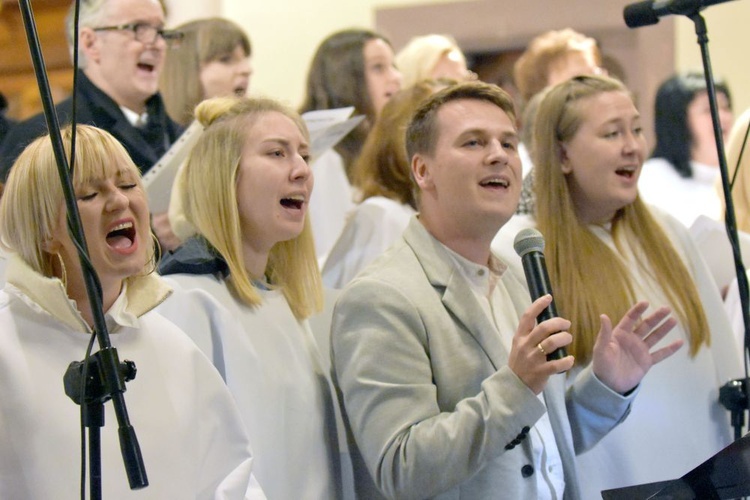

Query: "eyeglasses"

xmin=93 ymin=23 xmax=184 ymax=47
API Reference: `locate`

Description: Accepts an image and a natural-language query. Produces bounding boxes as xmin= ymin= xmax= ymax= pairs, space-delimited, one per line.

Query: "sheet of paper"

xmin=142 ymin=121 xmax=203 ymax=213
xmin=690 ymin=215 xmax=750 ymax=290
xmin=301 ymin=107 xmax=365 ymax=160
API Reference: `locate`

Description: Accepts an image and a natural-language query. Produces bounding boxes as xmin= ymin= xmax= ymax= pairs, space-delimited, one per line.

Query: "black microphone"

xmin=624 ymin=0 xmax=737 ymax=28
xmin=513 ymin=228 xmax=567 ymax=361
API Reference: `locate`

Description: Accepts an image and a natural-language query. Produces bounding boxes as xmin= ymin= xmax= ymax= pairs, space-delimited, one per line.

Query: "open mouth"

xmin=137 ymin=62 xmax=155 ymax=73
xmin=479 ymin=178 xmax=510 ymax=189
xmin=280 ymin=195 xmax=304 ymax=210
xmin=106 ymin=221 xmax=136 ymax=250
xmin=615 ymin=167 xmax=637 ymax=179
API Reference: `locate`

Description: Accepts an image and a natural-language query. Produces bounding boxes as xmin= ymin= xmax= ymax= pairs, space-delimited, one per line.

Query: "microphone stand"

xmin=678 ymin=12 xmax=750 ymax=441
xmin=16 ymin=1 xmax=148 ymax=496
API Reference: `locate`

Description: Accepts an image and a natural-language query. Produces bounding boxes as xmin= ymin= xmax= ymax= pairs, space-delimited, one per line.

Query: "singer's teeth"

xmin=110 ymin=222 xmax=133 ymax=232
xmin=106 ymin=221 xmax=136 ymax=248
xmin=481 ymin=178 xmax=509 ymax=187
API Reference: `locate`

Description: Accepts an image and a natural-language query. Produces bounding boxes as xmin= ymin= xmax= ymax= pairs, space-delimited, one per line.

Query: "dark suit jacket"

xmin=0 ymin=70 xmax=182 ymax=180
xmin=0 ymin=115 xmax=14 ymax=146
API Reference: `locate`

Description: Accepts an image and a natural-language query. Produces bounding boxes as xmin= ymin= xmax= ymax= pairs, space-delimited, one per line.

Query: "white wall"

xmin=163 ymin=1 xmax=220 ymax=27
xmin=675 ymin=1 xmax=750 ymax=116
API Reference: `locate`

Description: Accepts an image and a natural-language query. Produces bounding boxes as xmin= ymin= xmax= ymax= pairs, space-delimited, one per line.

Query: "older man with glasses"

xmin=0 ymin=0 xmax=184 ymax=180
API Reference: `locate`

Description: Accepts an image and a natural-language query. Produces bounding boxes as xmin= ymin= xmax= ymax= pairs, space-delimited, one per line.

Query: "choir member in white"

xmin=0 ymin=125 xmax=263 ymax=499
xmin=157 ymin=96 xmax=345 ymax=499
xmin=493 ymin=75 xmax=742 ymax=499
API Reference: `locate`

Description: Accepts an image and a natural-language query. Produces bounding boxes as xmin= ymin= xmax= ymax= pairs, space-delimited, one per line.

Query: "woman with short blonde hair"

xmin=0 ymin=124 xmax=261 ymax=498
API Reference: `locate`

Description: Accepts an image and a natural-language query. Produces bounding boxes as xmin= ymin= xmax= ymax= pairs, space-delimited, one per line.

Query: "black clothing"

xmin=0 ymin=71 xmax=183 ymax=181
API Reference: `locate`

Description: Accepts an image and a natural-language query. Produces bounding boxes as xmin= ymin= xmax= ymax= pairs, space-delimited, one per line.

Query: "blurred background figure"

xmin=0 ymin=124 xmax=262 ymax=499
xmin=395 ymin=34 xmax=473 ymax=88
xmin=0 ymin=93 xmax=14 ymax=144
xmin=160 ymin=17 xmax=252 ymax=127
xmin=157 ymin=96 xmax=345 ymax=499
xmin=157 ymin=17 xmax=252 ymax=251
xmin=322 ymin=79 xmax=449 ymax=287
xmin=300 ymin=28 xmax=401 ymax=263
xmin=639 ymin=72 xmax=734 ymax=227
xmin=514 ymin=28 xmax=604 ymax=106
xmin=0 ymin=0 xmax=184 ymax=179
xmin=513 ymin=28 xmax=605 ymax=177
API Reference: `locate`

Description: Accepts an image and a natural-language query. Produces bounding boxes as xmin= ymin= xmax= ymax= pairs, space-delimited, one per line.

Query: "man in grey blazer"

xmin=330 ymin=81 xmax=682 ymax=500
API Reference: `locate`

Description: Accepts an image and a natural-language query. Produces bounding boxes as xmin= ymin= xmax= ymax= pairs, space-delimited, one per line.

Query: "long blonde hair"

xmin=179 ymin=96 xmax=323 ymax=320
xmin=534 ymin=75 xmax=710 ymax=364
xmin=725 ymin=107 xmax=750 ymax=232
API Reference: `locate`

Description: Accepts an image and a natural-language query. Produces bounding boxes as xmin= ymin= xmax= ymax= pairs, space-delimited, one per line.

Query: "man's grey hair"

xmin=64 ymin=0 xmax=112 ymax=69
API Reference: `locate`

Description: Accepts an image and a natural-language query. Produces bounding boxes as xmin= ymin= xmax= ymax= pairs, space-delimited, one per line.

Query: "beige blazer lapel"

xmin=403 ymin=217 xmax=509 ymax=371
xmin=442 ymin=273 xmax=509 ymax=370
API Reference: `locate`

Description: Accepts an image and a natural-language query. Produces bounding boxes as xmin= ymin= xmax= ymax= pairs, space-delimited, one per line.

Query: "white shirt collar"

xmin=120 ymin=106 xmax=148 ymax=127
xmin=443 ymin=244 xmax=506 ymax=297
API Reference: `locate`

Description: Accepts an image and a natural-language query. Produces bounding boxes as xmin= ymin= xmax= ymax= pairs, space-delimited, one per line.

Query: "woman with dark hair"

xmin=639 ymin=72 xmax=734 ymax=226
xmin=301 ymin=28 xmax=401 ymax=174
xmin=300 ymin=28 xmax=402 ymax=263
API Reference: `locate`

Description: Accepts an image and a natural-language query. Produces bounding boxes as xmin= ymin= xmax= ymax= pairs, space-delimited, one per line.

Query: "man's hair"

xmin=65 ymin=0 xmax=110 ymax=68
xmin=352 ymin=79 xmax=448 ymax=209
xmin=405 ymin=80 xmax=516 ymax=162
xmin=65 ymin=0 xmax=166 ymax=68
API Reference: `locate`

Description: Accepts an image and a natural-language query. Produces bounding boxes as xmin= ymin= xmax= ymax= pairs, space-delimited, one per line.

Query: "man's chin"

xmin=133 ymin=80 xmax=160 ymax=100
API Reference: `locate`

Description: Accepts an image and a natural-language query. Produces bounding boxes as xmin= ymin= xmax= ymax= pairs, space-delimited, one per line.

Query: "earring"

xmin=56 ymin=253 xmax=68 ymax=289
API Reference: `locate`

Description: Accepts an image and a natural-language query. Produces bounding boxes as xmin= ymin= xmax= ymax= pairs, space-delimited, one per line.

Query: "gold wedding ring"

xmin=537 ymin=343 xmax=547 ymax=356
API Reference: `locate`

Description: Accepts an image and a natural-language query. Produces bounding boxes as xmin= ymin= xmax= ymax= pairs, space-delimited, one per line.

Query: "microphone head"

xmin=624 ymin=0 xmax=660 ymax=28
xmin=514 ymin=228 xmax=545 ymax=257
